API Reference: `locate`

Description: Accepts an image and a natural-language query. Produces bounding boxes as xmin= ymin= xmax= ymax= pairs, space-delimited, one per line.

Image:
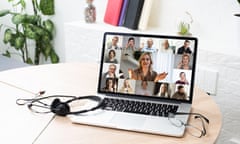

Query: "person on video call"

xmin=141 ymin=38 xmax=157 ymax=53
xmin=122 ymin=37 xmax=136 ymax=56
xmin=177 ymin=54 xmax=191 ymax=70
xmin=177 ymin=40 xmax=192 ymax=54
xmin=175 ymin=72 xmax=189 ymax=85
xmin=102 ymin=78 xmax=116 ymax=92
xmin=101 ymin=64 xmax=117 ymax=89
xmin=107 ymin=36 xmax=121 ymax=50
xmin=136 ymin=80 xmax=152 ymax=96
xmin=160 ymin=39 xmax=173 ymax=54
xmin=172 ymin=85 xmax=187 ymax=100
xmin=105 ymin=49 xmax=118 ymax=64
xmin=119 ymin=79 xmax=134 ymax=94
xmin=157 ymin=83 xmax=171 ymax=98
xmin=128 ymin=52 xmax=168 ymax=82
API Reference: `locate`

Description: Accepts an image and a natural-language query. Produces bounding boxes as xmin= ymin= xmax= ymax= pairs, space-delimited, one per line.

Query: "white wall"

xmin=148 ymin=0 xmax=240 ymax=57
xmin=1 ymin=0 xmax=239 ymax=61
xmin=52 ymin=0 xmax=108 ymax=61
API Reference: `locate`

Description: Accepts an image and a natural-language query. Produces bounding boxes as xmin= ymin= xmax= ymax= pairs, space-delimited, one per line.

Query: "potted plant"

xmin=0 ymin=0 xmax=59 ymax=65
xmin=177 ymin=11 xmax=193 ymax=36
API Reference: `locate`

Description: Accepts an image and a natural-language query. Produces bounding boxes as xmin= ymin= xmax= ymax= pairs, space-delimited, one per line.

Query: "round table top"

xmin=0 ymin=62 xmax=222 ymax=144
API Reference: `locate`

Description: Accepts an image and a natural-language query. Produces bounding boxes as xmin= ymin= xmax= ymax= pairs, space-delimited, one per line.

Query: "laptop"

xmin=70 ymin=32 xmax=198 ymax=137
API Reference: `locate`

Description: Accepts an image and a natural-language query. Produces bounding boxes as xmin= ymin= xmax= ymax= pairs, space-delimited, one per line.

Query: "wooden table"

xmin=0 ymin=63 xmax=222 ymax=144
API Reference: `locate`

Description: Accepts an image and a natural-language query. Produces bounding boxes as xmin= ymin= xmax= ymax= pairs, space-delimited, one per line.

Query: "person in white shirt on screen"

xmin=141 ymin=38 xmax=157 ymax=53
xmin=160 ymin=39 xmax=173 ymax=54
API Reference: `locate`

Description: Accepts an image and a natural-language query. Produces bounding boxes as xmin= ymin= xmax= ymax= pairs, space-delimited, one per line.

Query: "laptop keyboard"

xmin=102 ymin=97 xmax=179 ymax=117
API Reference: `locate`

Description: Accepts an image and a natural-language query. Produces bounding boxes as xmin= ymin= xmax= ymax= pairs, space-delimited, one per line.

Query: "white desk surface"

xmin=0 ymin=62 xmax=222 ymax=144
xmin=0 ymin=66 xmax=54 ymax=143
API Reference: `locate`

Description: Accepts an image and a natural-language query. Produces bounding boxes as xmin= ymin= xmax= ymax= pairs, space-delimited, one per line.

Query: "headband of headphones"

xmin=17 ymin=95 xmax=104 ymax=116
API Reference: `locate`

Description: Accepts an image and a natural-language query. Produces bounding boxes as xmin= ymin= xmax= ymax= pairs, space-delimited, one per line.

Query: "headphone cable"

xmin=0 ymin=80 xmax=45 ymax=96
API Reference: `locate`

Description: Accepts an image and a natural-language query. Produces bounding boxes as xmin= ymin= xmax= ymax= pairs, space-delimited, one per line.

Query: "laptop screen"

xmin=98 ymin=32 xmax=198 ymax=103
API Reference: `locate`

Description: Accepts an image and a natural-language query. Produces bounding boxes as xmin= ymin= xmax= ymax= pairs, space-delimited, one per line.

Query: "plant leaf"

xmin=178 ymin=22 xmax=190 ymax=35
xmin=50 ymin=49 xmax=59 ymax=63
xmin=0 ymin=9 xmax=10 ymax=17
xmin=40 ymin=0 xmax=55 ymax=15
xmin=24 ymin=24 xmax=39 ymax=39
xmin=2 ymin=50 xmax=11 ymax=58
xmin=42 ymin=33 xmax=52 ymax=41
xmin=14 ymin=34 xmax=25 ymax=49
xmin=25 ymin=15 xmax=40 ymax=24
xmin=43 ymin=42 xmax=52 ymax=60
xmin=34 ymin=25 xmax=46 ymax=36
xmin=43 ymin=19 xmax=54 ymax=33
xmin=12 ymin=14 xmax=26 ymax=24
xmin=3 ymin=29 xmax=13 ymax=44
xmin=26 ymin=57 xmax=33 ymax=64
xmin=12 ymin=0 xmax=26 ymax=9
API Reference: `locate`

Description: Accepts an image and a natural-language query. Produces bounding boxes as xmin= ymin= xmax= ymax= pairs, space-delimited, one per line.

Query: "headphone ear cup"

xmin=51 ymin=98 xmax=70 ymax=116
xmin=51 ymin=98 xmax=61 ymax=110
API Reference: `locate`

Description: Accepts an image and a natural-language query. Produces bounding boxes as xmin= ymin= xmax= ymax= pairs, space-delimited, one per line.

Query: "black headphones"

xmin=17 ymin=95 xmax=104 ymax=116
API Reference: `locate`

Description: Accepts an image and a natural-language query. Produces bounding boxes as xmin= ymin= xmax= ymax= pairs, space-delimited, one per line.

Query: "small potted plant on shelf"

xmin=177 ymin=11 xmax=193 ymax=36
xmin=0 ymin=0 xmax=59 ymax=65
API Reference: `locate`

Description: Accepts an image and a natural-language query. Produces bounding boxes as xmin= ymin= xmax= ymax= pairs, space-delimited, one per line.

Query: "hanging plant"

xmin=0 ymin=0 xmax=59 ymax=65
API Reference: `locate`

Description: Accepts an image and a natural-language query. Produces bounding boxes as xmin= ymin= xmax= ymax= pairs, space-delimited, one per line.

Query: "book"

xmin=122 ymin=0 xmax=145 ymax=30
xmin=138 ymin=0 xmax=153 ymax=30
xmin=103 ymin=0 xmax=124 ymax=26
xmin=118 ymin=0 xmax=129 ymax=26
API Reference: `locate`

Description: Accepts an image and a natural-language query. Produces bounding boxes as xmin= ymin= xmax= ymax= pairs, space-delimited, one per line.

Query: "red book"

xmin=104 ymin=0 xmax=124 ymax=26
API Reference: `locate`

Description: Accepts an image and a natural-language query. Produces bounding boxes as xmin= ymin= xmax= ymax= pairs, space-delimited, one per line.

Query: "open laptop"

xmin=70 ymin=32 xmax=198 ymax=137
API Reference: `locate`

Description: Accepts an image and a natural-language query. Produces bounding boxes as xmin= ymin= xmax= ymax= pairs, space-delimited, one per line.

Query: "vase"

xmin=84 ymin=0 xmax=96 ymax=23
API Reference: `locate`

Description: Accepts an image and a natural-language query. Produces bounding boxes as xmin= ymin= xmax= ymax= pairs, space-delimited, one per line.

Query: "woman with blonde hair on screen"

xmin=177 ymin=54 xmax=191 ymax=70
xmin=128 ymin=52 xmax=168 ymax=82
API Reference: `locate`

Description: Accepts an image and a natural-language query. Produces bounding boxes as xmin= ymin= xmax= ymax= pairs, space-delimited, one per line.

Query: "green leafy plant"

xmin=178 ymin=22 xmax=190 ymax=36
xmin=0 ymin=0 xmax=59 ymax=65
xmin=177 ymin=12 xmax=193 ymax=36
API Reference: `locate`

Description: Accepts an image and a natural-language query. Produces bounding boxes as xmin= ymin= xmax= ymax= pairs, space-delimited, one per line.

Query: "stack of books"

xmin=103 ymin=0 xmax=153 ymax=30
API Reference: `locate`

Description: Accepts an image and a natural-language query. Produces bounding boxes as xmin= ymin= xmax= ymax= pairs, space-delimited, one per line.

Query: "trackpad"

xmin=110 ymin=113 xmax=146 ymax=129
